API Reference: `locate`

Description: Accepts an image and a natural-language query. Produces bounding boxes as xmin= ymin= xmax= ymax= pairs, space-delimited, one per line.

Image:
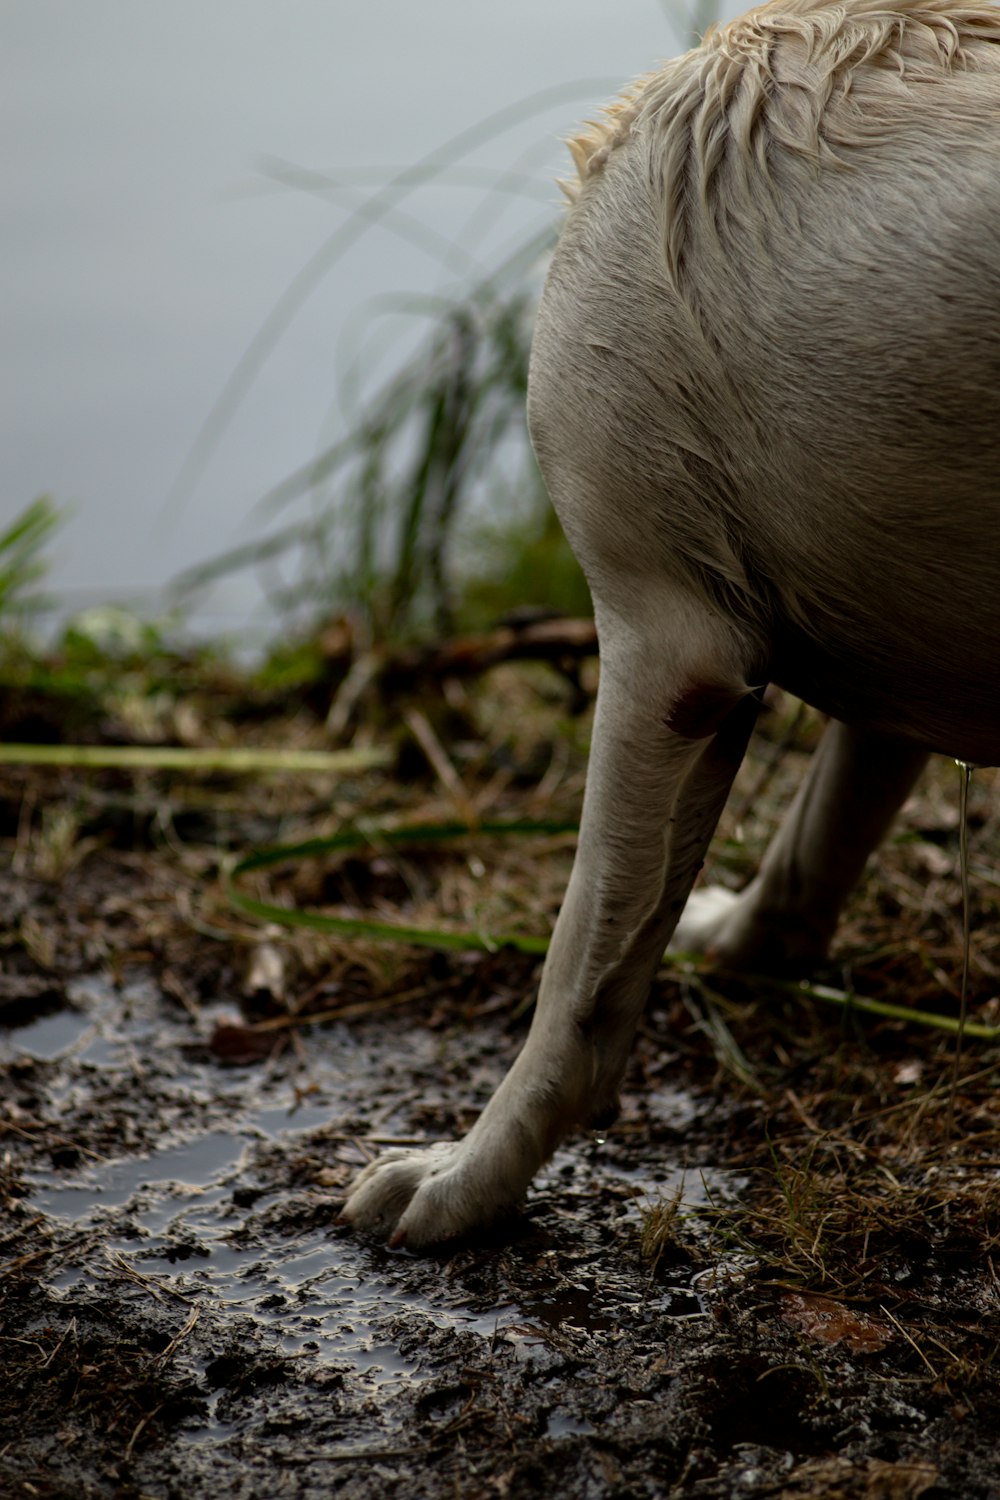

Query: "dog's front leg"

xmin=343 ymin=614 xmax=757 ymax=1247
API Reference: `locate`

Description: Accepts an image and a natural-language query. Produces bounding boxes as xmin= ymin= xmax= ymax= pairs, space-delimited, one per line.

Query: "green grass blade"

xmin=227 ymin=817 xmax=578 ymax=955
xmin=0 ymin=744 xmax=392 ymax=774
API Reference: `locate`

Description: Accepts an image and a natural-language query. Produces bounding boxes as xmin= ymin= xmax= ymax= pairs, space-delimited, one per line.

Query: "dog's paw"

xmin=341 ymin=1142 xmax=507 ymax=1250
xmin=670 ymin=882 xmax=827 ymax=971
xmin=668 ymin=885 xmax=742 ymax=955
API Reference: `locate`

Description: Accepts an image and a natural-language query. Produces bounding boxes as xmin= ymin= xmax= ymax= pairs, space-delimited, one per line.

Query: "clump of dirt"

xmin=3 ymin=671 xmax=1000 ymax=1498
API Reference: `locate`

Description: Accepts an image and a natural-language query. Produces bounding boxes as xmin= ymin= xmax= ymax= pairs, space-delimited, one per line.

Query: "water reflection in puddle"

xmin=31 ymin=1120 xmax=506 ymax=1392
xmin=16 ymin=975 xmax=733 ymax=1402
xmin=34 ymin=1134 xmax=241 ymax=1227
xmin=32 ymin=1118 xmax=729 ymax=1396
xmin=547 ymin=1411 xmax=596 ymax=1439
xmin=1 ymin=1007 xmax=93 ymax=1060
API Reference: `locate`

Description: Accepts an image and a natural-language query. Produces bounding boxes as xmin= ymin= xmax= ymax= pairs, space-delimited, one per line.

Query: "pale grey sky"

xmin=3 ymin=1 xmax=725 ymax=638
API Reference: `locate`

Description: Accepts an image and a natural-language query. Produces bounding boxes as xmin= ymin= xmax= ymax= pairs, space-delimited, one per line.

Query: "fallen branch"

xmin=373 ymin=616 xmax=598 ymax=684
xmin=324 ymin=615 xmax=597 ymax=732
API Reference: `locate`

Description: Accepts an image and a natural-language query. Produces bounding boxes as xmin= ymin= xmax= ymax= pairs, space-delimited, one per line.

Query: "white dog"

xmin=344 ymin=0 xmax=1000 ymax=1247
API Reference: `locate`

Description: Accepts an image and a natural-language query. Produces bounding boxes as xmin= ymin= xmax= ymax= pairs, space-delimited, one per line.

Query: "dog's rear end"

xmin=344 ymin=0 xmax=1000 ymax=1248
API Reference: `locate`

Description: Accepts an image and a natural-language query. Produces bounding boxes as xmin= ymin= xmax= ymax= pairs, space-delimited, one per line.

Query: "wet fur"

xmin=344 ymin=0 xmax=1000 ymax=1248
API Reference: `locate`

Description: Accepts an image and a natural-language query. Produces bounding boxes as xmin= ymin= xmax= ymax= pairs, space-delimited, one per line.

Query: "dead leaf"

xmin=209 ymin=1021 xmax=281 ymax=1066
xmin=865 ymin=1460 xmax=940 ymax=1500
xmin=780 ymin=1292 xmax=891 ymax=1352
xmin=780 ymin=1456 xmax=938 ymax=1499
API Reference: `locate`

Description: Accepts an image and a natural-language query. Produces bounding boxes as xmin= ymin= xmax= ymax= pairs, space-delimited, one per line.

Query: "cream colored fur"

xmin=344 ymin=0 xmax=1000 ymax=1248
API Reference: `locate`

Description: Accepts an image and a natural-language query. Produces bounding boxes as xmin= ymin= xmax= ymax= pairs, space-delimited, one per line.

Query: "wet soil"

xmin=3 ymin=704 xmax=1000 ymax=1499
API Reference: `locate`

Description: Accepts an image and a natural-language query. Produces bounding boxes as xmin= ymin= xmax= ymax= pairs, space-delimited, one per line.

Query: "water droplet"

xmin=948 ymin=759 xmax=975 ymax=1134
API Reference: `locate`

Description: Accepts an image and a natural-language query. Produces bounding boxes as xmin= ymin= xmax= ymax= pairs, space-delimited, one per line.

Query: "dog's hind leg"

xmin=342 ymin=594 xmax=759 ymax=1247
xmin=672 ymin=719 xmax=929 ymax=970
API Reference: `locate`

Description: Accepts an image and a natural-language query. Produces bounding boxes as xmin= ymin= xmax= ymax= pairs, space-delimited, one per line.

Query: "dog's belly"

xmin=770 ymin=625 xmax=1000 ymax=767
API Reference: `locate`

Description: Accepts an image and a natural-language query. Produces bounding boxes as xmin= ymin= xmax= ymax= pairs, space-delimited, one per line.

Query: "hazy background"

xmin=4 ymin=0 xmax=730 ymax=644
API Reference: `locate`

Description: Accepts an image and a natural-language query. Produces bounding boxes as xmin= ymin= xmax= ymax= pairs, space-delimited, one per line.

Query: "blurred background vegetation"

xmin=170 ymin=228 xmax=593 ymax=647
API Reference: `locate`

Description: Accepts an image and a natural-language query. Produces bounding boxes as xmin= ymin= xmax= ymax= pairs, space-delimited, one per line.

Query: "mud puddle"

xmin=4 ymin=937 xmax=1000 ymax=1496
xmin=2 ymin=970 xmax=756 ymax=1498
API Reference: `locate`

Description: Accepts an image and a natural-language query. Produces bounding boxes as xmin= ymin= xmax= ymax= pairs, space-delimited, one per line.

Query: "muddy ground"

xmin=3 ymin=667 xmax=1000 ymax=1498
